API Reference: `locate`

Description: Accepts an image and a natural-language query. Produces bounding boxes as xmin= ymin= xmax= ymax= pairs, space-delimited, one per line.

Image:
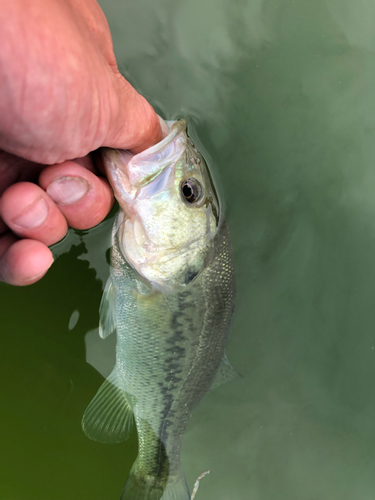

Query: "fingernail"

xmin=13 ymin=197 xmax=49 ymax=229
xmin=47 ymin=176 xmax=90 ymax=205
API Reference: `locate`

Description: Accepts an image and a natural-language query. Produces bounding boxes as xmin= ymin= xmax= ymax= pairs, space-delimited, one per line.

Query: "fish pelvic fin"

xmin=99 ymin=276 xmax=116 ymax=339
xmin=82 ymin=369 xmax=134 ymax=443
xmin=210 ymin=351 xmax=240 ymax=391
xmin=121 ymin=463 xmax=190 ymax=500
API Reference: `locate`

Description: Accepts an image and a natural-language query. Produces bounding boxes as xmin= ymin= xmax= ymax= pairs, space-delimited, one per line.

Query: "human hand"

xmin=0 ymin=0 xmax=162 ymax=286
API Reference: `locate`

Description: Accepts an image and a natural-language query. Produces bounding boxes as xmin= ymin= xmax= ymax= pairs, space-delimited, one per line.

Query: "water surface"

xmin=2 ymin=1 xmax=375 ymax=498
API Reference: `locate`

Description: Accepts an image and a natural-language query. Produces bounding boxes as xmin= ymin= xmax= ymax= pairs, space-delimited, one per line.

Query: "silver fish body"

xmin=82 ymin=120 xmax=236 ymax=500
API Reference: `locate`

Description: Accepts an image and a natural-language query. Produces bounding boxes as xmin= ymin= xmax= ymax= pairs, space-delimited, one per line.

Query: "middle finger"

xmin=0 ymin=182 xmax=68 ymax=245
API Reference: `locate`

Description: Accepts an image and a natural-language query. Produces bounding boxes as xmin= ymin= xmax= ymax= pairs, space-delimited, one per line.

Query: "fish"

xmin=82 ymin=119 xmax=236 ymax=500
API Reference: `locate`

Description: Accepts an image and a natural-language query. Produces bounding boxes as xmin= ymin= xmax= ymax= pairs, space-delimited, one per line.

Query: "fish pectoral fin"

xmin=99 ymin=276 xmax=116 ymax=339
xmin=82 ymin=369 xmax=134 ymax=443
xmin=210 ymin=352 xmax=240 ymax=391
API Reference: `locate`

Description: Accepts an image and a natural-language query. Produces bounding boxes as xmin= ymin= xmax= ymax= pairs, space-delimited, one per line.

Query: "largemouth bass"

xmin=82 ymin=119 xmax=236 ymax=500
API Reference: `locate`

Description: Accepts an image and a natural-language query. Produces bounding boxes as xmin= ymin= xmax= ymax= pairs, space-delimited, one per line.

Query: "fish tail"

xmin=121 ymin=462 xmax=190 ymax=500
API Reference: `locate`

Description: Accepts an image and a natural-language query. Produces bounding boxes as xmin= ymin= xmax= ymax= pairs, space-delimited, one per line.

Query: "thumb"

xmin=104 ymin=72 xmax=163 ymax=154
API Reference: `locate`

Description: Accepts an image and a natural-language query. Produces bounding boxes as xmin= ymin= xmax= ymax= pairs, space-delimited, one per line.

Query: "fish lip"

xmin=101 ymin=119 xmax=187 ymax=205
xmin=131 ymin=119 xmax=186 ymax=162
xmin=126 ymin=120 xmax=187 ymax=189
xmin=102 ymin=119 xmax=186 ymax=176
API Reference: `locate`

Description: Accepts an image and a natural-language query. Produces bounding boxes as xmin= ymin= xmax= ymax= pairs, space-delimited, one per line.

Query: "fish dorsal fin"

xmin=99 ymin=277 xmax=116 ymax=339
xmin=82 ymin=369 xmax=134 ymax=443
xmin=210 ymin=353 xmax=239 ymax=391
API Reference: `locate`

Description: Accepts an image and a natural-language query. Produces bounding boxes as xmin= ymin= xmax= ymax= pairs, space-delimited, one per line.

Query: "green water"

xmin=2 ymin=0 xmax=375 ymax=498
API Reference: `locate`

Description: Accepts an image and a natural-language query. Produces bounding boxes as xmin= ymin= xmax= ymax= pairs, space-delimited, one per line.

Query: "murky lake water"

xmin=2 ymin=0 xmax=375 ymax=498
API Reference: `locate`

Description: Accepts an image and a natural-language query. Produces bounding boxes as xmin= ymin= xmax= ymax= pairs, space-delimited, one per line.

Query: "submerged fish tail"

xmin=121 ymin=460 xmax=190 ymax=500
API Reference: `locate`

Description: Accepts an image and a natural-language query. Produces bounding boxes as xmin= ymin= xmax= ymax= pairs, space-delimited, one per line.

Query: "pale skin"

xmin=0 ymin=0 xmax=162 ymax=286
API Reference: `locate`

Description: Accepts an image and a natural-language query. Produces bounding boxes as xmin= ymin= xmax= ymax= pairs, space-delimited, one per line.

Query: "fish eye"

xmin=180 ymin=178 xmax=202 ymax=204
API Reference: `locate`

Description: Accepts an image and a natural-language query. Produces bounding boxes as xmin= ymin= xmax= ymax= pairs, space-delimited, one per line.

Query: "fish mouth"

xmin=101 ymin=120 xmax=187 ymax=211
xmin=135 ymin=119 xmax=186 ymax=166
